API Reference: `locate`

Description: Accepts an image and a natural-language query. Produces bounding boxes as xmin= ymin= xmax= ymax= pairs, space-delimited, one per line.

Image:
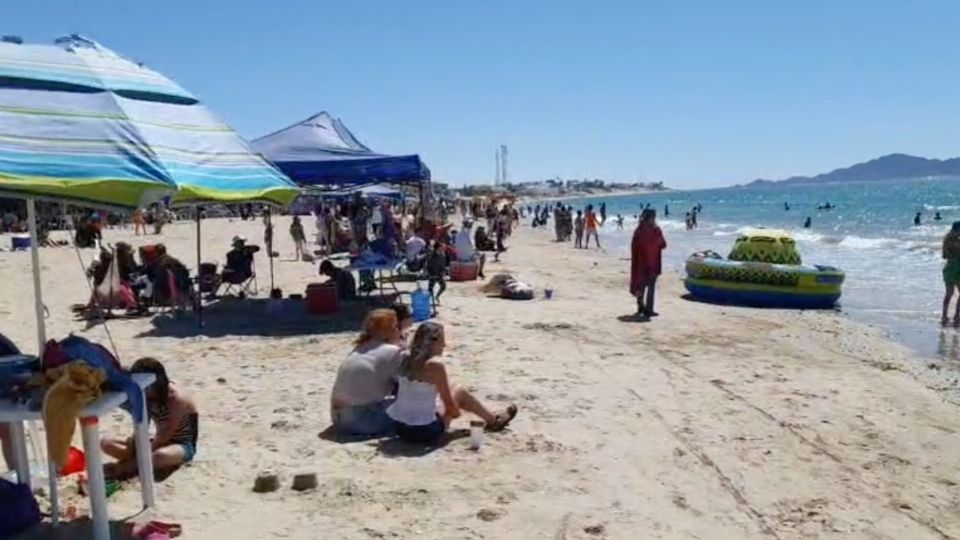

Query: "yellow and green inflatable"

xmin=684 ymin=229 xmax=844 ymax=309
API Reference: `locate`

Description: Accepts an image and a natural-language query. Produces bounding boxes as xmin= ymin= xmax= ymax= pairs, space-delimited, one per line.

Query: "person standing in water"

xmin=784 ymin=202 xmax=790 ymax=211
xmin=803 ymin=216 xmax=812 ymax=229
xmin=630 ymin=209 xmax=667 ymax=318
xmin=942 ymin=222 xmax=960 ymax=325
xmin=664 ymin=204 xmax=670 ymax=217
xmin=615 ymin=214 xmax=624 ymax=230
xmin=935 ymin=211 xmax=943 ymax=221
xmin=915 ymin=212 xmax=922 ymax=226
xmin=599 ymin=202 xmax=607 ymax=225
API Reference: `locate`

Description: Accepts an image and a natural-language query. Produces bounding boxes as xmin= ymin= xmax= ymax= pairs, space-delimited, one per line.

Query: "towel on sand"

xmin=42 ymin=361 xmax=106 ymax=467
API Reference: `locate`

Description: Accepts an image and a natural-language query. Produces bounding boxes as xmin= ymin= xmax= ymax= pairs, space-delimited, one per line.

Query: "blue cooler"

xmin=10 ymin=235 xmax=30 ymax=251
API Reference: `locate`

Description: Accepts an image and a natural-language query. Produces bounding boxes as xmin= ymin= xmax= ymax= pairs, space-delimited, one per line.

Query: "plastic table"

xmin=0 ymin=373 xmax=156 ymax=540
xmin=348 ymin=259 xmax=405 ymax=297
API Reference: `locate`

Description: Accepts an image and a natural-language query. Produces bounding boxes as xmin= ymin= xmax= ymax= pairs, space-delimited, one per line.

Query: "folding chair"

xmin=220 ymin=244 xmax=259 ymax=298
xmin=221 ymin=271 xmax=257 ymax=298
xmin=197 ymin=263 xmax=221 ymax=298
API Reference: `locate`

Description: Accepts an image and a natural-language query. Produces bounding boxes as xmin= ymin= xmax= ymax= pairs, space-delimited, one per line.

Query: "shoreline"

xmin=519 ymin=188 xmax=669 ymax=204
xmin=4 ymin=217 xmax=960 ymax=539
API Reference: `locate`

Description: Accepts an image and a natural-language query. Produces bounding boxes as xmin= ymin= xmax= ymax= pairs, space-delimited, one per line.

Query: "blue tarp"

xmin=252 ymin=112 xmax=430 ymax=187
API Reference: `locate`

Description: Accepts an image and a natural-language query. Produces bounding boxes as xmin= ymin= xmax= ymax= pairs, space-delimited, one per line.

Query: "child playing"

xmin=425 ymin=240 xmax=448 ymax=305
xmin=101 ymin=358 xmax=198 ymax=480
xmin=290 ymin=215 xmax=306 ymax=261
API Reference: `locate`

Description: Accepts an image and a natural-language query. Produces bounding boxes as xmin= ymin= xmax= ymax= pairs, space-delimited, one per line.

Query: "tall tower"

xmin=500 ymin=145 xmax=509 ymax=185
xmin=495 ymin=148 xmax=501 ymax=185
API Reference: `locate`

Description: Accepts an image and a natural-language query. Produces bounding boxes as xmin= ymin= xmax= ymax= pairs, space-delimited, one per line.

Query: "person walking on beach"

xmin=574 ymin=210 xmax=585 ymax=248
xmin=290 ymin=215 xmax=306 ymax=261
xmin=132 ymin=208 xmax=147 ymax=235
xmin=630 ymin=208 xmax=667 ymax=318
xmin=941 ymin=221 xmax=960 ymax=325
xmin=584 ymin=205 xmax=601 ymax=249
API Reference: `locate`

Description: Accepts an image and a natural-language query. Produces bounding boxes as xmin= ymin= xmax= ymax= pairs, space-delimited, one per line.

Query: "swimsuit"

xmin=148 ymin=400 xmax=199 ymax=462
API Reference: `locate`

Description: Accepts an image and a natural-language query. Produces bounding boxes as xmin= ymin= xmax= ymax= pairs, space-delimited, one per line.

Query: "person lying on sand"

xmin=330 ymin=310 xmax=403 ymax=436
xmin=480 ymin=273 xmax=535 ymax=300
xmin=387 ymin=322 xmax=518 ymax=446
xmin=101 ymin=358 xmax=199 ymax=480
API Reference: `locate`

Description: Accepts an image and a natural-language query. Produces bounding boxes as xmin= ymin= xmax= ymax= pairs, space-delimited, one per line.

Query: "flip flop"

xmin=131 ymin=521 xmax=183 ymax=539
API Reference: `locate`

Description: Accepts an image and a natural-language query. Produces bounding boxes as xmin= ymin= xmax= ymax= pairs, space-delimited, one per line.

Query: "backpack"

xmin=0 ymin=478 xmax=41 ymax=537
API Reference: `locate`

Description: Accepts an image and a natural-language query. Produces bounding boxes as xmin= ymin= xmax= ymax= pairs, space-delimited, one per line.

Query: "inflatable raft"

xmin=684 ymin=229 xmax=844 ymax=309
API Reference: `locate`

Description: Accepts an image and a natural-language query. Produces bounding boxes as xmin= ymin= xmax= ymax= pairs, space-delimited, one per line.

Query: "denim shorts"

xmin=332 ymin=399 xmax=395 ymax=436
xmin=177 ymin=442 xmax=197 ymax=463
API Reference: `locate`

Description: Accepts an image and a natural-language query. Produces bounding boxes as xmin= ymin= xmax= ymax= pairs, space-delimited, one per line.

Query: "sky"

xmin=4 ymin=1 xmax=960 ymax=189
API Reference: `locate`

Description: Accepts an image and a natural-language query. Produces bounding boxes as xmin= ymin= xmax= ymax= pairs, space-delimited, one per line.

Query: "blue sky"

xmin=5 ymin=1 xmax=960 ymax=188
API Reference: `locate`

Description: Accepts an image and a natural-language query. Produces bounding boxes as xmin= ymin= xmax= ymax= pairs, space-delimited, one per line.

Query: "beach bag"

xmin=0 ymin=478 xmax=41 ymax=537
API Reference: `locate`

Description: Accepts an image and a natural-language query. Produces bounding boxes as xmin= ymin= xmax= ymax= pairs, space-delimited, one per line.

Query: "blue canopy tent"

xmin=310 ymin=184 xmax=404 ymax=201
xmin=251 ymin=112 xmax=430 ymax=188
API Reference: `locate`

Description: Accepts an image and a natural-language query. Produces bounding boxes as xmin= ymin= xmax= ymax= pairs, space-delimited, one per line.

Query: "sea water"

xmin=549 ymin=177 xmax=960 ymax=361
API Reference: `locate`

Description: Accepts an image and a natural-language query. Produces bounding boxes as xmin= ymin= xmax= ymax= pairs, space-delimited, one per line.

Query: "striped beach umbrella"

xmin=0 ymin=35 xmax=300 ymax=350
xmin=0 ymin=34 xmax=298 ymax=208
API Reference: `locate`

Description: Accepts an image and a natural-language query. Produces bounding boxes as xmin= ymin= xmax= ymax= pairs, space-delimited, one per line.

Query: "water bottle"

xmin=411 ymin=283 xmax=432 ymax=322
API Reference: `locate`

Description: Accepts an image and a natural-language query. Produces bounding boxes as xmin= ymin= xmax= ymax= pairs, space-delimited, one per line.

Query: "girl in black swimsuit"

xmin=101 ymin=358 xmax=199 ymax=479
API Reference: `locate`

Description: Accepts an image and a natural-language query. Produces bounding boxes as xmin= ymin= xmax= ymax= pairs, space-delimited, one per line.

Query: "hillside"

xmin=746 ymin=154 xmax=960 ymax=186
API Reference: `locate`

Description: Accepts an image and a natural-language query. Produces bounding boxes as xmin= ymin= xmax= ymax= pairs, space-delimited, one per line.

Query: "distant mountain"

xmin=745 ymin=154 xmax=960 ymax=187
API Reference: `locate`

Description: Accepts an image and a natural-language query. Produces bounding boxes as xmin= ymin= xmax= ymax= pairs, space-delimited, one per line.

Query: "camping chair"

xmin=150 ymin=267 xmax=194 ymax=313
xmin=197 ymin=263 xmax=221 ymax=298
xmin=221 ymin=245 xmax=259 ymax=298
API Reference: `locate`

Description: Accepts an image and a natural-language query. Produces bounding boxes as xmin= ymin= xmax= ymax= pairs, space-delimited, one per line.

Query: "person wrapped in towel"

xmin=480 ymin=274 xmax=535 ymax=300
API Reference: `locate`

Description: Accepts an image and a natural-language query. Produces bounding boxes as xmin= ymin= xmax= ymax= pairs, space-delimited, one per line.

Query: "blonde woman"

xmin=387 ymin=322 xmax=518 ymax=445
xmin=330 ymin=309 xmax=403 ymax=436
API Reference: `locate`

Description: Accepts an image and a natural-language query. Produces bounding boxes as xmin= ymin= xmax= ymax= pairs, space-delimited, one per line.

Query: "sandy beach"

xmin=4 ymin=216 xmax=960 ymax=539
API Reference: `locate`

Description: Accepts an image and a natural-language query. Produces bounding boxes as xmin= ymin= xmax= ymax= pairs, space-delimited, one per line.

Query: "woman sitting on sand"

xmin=101 ymin=358 xmax=199 ymax=479
xmin=330 ymin=309 xmax=404 ymax=436
xmin=387 ymin=322 xmax=518 ymax=446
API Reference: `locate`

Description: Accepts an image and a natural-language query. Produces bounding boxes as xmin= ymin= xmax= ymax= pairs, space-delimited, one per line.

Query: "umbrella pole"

xmin=267 ymin=211 xmax=275 ymax=292
xmin=196 ymin=208 xmax=203 ymax=328
xmin=26 ymin=198 xmax=46 ymax=354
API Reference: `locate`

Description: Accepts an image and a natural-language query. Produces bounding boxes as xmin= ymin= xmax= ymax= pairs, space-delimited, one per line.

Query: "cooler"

xmin=450 ymin=261 xmax=479 ymax=282
xmin=11 ymin=235 xmax=30 ymax=251
xmin=305 ymin=283 xmax=338 ymax=315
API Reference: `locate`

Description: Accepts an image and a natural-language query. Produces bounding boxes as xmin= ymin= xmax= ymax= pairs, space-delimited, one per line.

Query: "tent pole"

xmin=26 ymin=198 xmax=46 ymax=354
xmin=418 ymin=183 xmax=425 ymax=227
xmin=196 ymin=207 xmax=203 ymax=328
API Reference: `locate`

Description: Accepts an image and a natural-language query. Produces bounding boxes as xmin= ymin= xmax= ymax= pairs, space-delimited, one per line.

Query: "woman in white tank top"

xmin=387 ymin=322 xmax=518 ymax=446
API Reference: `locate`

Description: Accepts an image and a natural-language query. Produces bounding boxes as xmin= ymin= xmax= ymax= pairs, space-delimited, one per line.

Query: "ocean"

xmin=552 ymin=177 xmax=960 ymax=361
